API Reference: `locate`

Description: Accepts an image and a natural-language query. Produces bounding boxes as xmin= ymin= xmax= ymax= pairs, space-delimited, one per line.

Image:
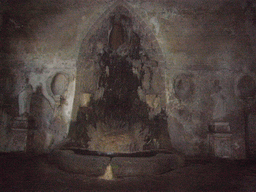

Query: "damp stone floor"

xmin=1 ymin=152 xmax=256 ymax=192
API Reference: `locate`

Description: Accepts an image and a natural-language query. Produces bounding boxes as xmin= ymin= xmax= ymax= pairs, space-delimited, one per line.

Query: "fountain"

xmin=49 ymin=5 xmax=184 ymax=178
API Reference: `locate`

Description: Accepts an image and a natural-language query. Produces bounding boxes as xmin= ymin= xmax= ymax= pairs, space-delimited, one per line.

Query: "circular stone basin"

xmin=48 ymin=149 xmax=184 ymax=177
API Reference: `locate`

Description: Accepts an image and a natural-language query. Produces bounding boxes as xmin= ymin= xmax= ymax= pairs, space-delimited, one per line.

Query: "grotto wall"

xmin=0 ymin=0 xmax=256 ymax=158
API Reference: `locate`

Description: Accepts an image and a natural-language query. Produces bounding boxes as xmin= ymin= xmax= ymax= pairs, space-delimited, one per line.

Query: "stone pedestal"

xmin=9 ymin=117 xmax=29 ymax=151
xmin=208 ymin=122 xmax=232 ymax=159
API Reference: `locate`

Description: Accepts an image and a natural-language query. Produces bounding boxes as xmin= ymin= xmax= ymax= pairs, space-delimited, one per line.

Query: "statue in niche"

xmin=109 ymin=14 xmax=140 ymax=59
xmin=109 ymin=14 xmax=126 ymax=50
xmin=18 ymin=78 xmax=33 ymax=118
xmin=211 ymin=80 xmax=227 ymax=120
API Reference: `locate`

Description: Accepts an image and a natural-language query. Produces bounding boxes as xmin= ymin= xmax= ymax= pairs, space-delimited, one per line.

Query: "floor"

xmin=1 ymin=152 xmax=256 ymax=191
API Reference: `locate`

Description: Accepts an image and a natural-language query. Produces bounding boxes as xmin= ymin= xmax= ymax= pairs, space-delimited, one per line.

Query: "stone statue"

xmin=18 ymin=78 xmax=33 ymax=117
xmin=211 ymin=80 xmax=227 ymax=120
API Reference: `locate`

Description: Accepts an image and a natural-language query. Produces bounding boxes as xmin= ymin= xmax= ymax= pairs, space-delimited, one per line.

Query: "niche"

xmin=68 ymin=6 xmax=171 ymax=153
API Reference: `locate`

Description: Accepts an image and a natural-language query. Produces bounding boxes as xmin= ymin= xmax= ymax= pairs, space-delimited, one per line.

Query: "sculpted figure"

xmin=18 ymin=78 xmax=33 ymax=117
xmin=211 ymin=80 xmax=227 ymax=120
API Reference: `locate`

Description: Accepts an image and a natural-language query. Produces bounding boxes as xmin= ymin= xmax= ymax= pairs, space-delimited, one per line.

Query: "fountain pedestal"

xmin=8 ymin=117 xmax=29 ymax=151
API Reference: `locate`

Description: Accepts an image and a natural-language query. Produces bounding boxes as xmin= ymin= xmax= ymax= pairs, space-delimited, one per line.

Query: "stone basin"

xmin=48 ymin=149 xmax=184 ymax=177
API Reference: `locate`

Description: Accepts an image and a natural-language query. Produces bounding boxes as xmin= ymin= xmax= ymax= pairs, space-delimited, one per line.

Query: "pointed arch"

xmin=77 ymin=1 xmax=166 ymax=66
xmin=71 ymin=1 xmax=167 ymax=121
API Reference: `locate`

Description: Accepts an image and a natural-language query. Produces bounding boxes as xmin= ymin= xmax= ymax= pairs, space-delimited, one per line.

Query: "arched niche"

xmin=68 ymin=3 xmax=171 ymax=153
xmin=72 ymin=3 xmax=167 ymax=121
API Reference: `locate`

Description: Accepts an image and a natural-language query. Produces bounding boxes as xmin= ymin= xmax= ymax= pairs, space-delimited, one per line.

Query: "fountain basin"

xmin=49 ymin=149 xmax=111 ymax=176
xmin=49 ymin=149 xmax=184 ymax=177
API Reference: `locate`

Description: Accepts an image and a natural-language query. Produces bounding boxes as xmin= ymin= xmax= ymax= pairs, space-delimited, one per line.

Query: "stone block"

xmin=209 ymin=122 xmax=230 ymax=133
xmin=7 ymin=119 xmax=29 ymax=152
xmin=8 ymin=129 xmax=28 ymax=152
xmin=12 ymin=118 xmax=29 ymax=130
xmin=208 ymin=133 xmax=232 ymax=158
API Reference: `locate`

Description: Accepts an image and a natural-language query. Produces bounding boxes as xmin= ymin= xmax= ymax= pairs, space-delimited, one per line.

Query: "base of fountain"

xmin=48 ymin=149 xmax=184 ymax=177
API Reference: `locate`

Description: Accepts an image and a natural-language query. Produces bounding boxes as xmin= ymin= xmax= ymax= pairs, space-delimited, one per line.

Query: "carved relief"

xmin=174 ymin=74 xmax=195 ymax=102
xmin=46 ymin=72 xmax=70 ymax=106
xmin=235 ymin=74 xmax=256 ymax=102
xmin=51 ymin=73 xmax=69 ymax=96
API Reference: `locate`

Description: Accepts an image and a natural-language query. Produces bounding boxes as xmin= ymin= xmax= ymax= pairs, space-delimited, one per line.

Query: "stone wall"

xmin=0 ymin=0 xmax=255 ymax=158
